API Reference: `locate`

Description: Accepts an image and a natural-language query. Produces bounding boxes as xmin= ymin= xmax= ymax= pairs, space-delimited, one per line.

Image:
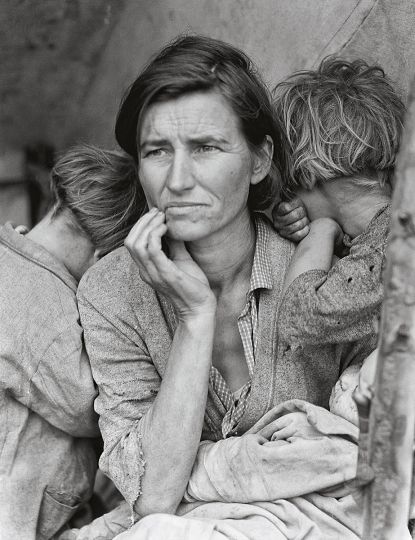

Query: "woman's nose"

xmin=166 ymin=152 xmax=195 ymax=192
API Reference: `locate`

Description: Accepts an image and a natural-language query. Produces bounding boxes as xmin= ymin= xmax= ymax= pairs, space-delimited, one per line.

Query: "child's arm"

xmin=282 ymin=217 xmax=343 ymax=295
xmin=278 ymin=211 xmax=388 ymax=346
xmin=272 ymin=198 xmax=310 ymax=242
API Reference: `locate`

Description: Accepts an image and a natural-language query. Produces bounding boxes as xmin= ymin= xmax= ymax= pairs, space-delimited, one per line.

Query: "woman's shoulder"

xmin=77 ymin=245 xmax=156 ymax=310
xmin=257 ymin=214 xmax=296 ymax=263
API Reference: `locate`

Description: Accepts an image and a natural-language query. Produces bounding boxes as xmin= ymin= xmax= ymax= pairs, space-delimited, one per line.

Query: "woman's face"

xmin=138 ymin=90 xmax=271 ymax=242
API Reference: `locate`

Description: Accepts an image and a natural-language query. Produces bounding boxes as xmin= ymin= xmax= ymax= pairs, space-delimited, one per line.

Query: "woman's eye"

xmin=144 ymin=148 xmax=166 ymax=158
xmin=196 ymin=145 xmax=219 ymax=154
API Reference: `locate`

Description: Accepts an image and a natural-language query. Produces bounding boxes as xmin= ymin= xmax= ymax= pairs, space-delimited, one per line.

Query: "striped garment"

xmin=209 ymin=217 xmax=272 ymax=438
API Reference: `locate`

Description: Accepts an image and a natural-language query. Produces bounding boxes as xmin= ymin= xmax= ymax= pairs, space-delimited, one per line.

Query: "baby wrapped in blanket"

xmin=113 ymin=350 xmax=408 ymax=540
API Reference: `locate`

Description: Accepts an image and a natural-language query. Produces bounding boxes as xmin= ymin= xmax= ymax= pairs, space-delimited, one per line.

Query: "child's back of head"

xmin=274 ymin=57 xmax=405 ymax=200
xmin=50 ymin=144 xmax=146 ymax=257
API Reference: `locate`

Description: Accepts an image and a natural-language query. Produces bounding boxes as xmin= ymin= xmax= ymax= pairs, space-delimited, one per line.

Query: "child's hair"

xmin=50 ymin=144 xmax=146 ymax=257
xmin=273 ymin=57 xmax=405 ymax=198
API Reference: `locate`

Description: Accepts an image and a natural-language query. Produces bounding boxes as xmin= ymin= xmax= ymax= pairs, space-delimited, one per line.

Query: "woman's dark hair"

xmin=115 ymin=34 xmax=283 ymax=210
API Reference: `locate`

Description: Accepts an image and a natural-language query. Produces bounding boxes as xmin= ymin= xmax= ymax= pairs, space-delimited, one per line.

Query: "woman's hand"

xmin=260 ymin=412 xmax=321 ymax=441
xmin=272 ymin=198 xmax=310 ymax=242
xmin=125 ymin=208 xmax=216 ymax=319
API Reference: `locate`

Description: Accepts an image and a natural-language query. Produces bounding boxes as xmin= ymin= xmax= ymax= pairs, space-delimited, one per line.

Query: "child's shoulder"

xmin=346 ymin=204 xmax=391 ymax=254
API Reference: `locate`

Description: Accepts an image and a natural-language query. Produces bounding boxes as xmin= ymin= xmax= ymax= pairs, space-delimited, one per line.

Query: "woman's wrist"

xmin=178 ymin=300 xmax=217 ymax=325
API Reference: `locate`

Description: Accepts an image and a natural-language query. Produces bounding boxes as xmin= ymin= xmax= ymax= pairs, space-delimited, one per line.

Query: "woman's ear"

xmin=250 ymin=135 xmax=274 ymax=185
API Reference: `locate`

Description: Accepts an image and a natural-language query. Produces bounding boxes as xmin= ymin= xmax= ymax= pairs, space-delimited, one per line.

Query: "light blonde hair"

xmin=51 ymin=144 xmax=146 ymax=256
xmin=273 ymin=57 xmax=405 ymax=198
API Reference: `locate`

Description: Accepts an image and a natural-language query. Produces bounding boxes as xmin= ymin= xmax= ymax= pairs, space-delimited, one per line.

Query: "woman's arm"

xmin=137 ymin=313 xmax=215 ymax=516
xmin=123 ymin=209 xmax=218 ymax=517
xmin=184 ymin=404 xmax=359 ymax=504
xmin=78 ymin=283 xmax=216 ymax=518
xmin=79 ymin=208 xmax=218 ymax=518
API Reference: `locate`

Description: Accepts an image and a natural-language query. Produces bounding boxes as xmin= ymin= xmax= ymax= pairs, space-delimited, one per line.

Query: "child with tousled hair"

xmin=0 ymin=144 xmax=144 ymax=539
xmin=273 ymin=57 xmax=404 ymax=356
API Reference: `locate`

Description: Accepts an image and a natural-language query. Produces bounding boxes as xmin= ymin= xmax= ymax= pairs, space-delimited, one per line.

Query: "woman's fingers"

xmin=125 ymin=210 xmax=168 ymax=282
xmin=258 ymin=416 xmax=290 ymax=439
xmin=167 ymin=239 xmax=192 ymax=261
xmin=125 ymin=210 xmax=165 ymax=258
xmin=126 ymin=207 xmax=160 ymax=243
xmin=125 ymin=209 xmax=214 ymax=314
xmin=271 ymin=425 xmax=296 ymax=441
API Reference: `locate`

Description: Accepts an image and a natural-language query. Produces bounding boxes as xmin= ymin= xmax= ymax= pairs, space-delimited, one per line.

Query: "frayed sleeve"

xmin=278 ymin=242 xmax=384 ymax=345
xmin=77 ymin=293 xmax=161 ymax=508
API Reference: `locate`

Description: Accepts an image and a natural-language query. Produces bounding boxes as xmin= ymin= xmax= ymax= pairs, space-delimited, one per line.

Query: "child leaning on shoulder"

xmin=273 ymin=57 xmax=405 ymax=366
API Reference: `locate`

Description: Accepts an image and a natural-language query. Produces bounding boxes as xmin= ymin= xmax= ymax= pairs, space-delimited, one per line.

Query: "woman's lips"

xmin=165 ymin=203 xmax=205 ymax=213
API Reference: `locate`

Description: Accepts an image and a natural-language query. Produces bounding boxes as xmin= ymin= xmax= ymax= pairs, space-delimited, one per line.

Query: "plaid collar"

xmin=248 ymin=215 xmax=273 ymax=294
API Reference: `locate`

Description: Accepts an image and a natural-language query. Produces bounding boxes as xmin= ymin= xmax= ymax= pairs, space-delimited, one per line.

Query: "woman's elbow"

xmin=133 ymin=492 xmax=180 ymax=518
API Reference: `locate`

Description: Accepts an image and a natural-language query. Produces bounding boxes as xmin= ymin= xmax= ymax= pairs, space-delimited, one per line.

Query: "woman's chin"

xmin=166 ymin=221 xmax=211 ymax=242
xmin=166 ymin=228 xmax=206 ymax=242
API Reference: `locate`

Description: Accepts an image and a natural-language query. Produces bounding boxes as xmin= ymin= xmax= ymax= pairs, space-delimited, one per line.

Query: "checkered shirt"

xmin=209 ymin=217 xmax=272 ymax=438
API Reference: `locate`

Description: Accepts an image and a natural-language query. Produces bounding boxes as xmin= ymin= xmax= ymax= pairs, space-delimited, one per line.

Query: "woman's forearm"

xmin=134 ymin=311 xmax=216 ymax=517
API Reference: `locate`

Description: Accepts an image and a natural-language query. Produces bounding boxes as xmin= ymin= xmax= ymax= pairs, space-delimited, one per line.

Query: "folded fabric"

xmin=113 ymin=400 xmax=392 ymax=539
xmin=185 ymin=399 xmax=359 ymax=503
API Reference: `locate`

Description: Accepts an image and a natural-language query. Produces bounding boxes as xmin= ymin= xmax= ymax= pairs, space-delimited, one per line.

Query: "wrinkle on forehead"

xmin=139 ymin=91 xmax=243 ymax=145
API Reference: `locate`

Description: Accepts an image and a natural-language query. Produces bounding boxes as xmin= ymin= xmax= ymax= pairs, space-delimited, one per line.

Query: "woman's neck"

xmin=186 ymin=210 xmax=256 ymax=295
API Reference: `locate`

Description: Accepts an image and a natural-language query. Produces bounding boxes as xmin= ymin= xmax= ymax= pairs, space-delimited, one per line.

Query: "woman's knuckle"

xmin=147 ymin=242 xmax=159 ymax=255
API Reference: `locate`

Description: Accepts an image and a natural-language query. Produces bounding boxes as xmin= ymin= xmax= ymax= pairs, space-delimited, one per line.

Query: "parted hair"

xmin=115 ymin=34 xmax=283 ymax=210
xmin=273 ymin=57 xmax=405 ymax=198
xmin=51 ymin=144 xmax=145 ymax=256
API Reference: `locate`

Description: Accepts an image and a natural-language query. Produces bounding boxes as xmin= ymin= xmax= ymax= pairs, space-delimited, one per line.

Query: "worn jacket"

xmin=0 ymin=224 xmax=99 ymax=540
xmin=278 ymin=205 xmax=390 ymax=346
xmin=77 ymin=217 xmax=376 ymax=509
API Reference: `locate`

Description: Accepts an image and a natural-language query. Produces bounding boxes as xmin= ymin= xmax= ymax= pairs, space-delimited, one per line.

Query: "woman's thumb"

xmin=167 ymin=239 xmax=189 ymax=260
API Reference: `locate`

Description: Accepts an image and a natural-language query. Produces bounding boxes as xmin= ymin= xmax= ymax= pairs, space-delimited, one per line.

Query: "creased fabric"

xmin=78 ymin=216 xmax=377 ymax=511
xmin=184 ymin=400 xmax=359 ymax=505
xmin=278 ymin=206 xmax=390 ymax=346
xmin=111 ymin=401 xmax=377 ymax=540
xmin=57 ymin=502 xmax=132 ymax=540
xmin=0 ymin=224 xmax=98 ymax=540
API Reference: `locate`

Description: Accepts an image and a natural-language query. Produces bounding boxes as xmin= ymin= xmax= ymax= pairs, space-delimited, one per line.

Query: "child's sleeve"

xmin=278 ymin=233 xmax=386 ymax=345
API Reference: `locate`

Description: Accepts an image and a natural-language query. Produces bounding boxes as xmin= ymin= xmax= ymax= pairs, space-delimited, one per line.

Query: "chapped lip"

xmin=164 ymin=202 xmax=206 ymax=209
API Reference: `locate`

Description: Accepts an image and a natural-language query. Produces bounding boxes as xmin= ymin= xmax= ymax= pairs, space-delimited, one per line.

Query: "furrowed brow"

xmin=189 ymin=135 xmax=230 ymax=145
xmin=140 ymin=138 xmax=171 ymax=149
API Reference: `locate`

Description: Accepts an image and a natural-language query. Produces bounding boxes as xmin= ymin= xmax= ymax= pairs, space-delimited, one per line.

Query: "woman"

xmin=77 ymin=36 xmax=375 ymax=532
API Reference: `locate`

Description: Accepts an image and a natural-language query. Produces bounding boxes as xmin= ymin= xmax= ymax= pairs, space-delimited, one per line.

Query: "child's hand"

xmin=6 ymin=222 xmax=29 ymax=235
xmin=272 ymin=198 xmax=310 ymax=242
